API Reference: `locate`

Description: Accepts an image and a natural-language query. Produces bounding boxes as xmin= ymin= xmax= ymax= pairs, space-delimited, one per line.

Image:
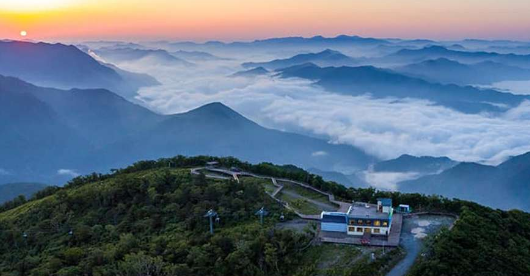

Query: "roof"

xmin=377 ymin=198 xmax=392 ymax=206
xmin=321 ymin=211 xmax=349 ymax=217
xmin=347 ymin=203 xmax=390 ymax=220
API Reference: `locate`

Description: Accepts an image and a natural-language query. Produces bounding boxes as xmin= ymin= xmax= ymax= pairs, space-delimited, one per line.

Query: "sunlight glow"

xmin=0 ymin=0 xmax=77 ymax=12
xmin=20 ymin=30 xmax=27 ymax=37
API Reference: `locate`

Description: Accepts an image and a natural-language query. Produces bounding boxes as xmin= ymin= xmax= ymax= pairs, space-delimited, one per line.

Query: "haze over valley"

xmin=1 ymin=36 xmax=530 ymax=211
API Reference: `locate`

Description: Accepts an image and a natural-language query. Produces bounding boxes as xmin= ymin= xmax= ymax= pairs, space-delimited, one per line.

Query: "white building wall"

xmin=346 ymin=226 xmax=390 ymax=236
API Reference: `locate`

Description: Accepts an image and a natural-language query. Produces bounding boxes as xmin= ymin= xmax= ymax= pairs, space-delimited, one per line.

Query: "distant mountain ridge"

xmin=0 ymin=183 xmax=48 ymax=204
xmin=171 ymin=50 xmax=227 ymax=61
xmin=0 ymin=75 xmax=375 ymax=184
xmin=395 ymin=58 xmax=530 ymax=85
xmin=92 ymin=102 xmax=375 ymax=175
xmin=168 ymin=35 xmax=390 ymax=49
xmin=278 ymin=63 xmax=529 ymax=114
xmin=399 ymin=152 xmax=530 ymax=210
xmin=242 ymin=49 xmax=358 ymax=70
xmin=0 ymin=41 xmax=158 ymax=98
xmin=374 ymin=154 xmax=458 ymax=174
xmin=231 ymin=67 xmax=270 ymax=77
xmin=94 ymin=47 xmax=193 ymax=66
xmin=384 ymin=45 xmax=530 ymax=68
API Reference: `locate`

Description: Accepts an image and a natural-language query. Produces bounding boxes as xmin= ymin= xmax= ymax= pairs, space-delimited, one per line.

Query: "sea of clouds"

xmin=112 ymin=54 xmax=530 ymax=170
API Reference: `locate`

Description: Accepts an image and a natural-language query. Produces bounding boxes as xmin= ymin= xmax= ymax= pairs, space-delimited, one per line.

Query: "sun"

xmin=20 ymin=31 xmax=27 ymax=37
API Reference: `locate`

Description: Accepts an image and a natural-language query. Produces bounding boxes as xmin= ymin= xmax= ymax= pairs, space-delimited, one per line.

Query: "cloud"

xmin=114 ymin=54 xmax=530 ymax=166
xmin=0 ymin=168 xmax=10 ymax=176
xmin=312 ymin=151 xmax=328 ymax=157
xmin=57 ymin=169 xmax=80 ymax=178
xmin=361 ymin=171 xmax=421 ymax=190
xmin=488 ymin=80 xmax=530 ymax=95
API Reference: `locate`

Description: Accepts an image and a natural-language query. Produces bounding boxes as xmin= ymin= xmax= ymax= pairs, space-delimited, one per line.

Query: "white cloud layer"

xmin=114 ymin=56 xmax=530 ymax=166
xmin=312 ymin=151 xmax=329 ymax=157
xmin=57 ymin=169 xmax=80 ymax=178
xmin=362 ymin=171 xmax=421 ymax=191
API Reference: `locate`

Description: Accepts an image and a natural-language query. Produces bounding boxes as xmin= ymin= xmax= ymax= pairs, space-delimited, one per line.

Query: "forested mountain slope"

xmin=1 ymin=156 xmax=529 ymax=276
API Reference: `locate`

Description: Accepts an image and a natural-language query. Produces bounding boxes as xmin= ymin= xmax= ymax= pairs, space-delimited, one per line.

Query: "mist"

xmin=95 ymin=46 xmax=530 ymax=167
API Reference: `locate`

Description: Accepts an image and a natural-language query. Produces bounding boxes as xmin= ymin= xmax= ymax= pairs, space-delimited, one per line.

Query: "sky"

xmin=1 ymin=0 xmax=530 ymax=41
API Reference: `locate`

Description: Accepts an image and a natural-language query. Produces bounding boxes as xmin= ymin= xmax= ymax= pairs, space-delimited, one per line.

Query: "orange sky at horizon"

xmin=1 ymin=0 xmax=530 ymax=42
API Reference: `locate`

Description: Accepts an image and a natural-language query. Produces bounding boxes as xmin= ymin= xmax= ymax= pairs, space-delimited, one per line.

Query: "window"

xmin=365 ymin=220 xmax=372 ymax=226
xmin=349 ymin=220 xmax=355 ymax=225
xmin=364 ymin=228 xmax=371 ymax=233
xmin=348 ymin=226 xmax=355 ymax=232
xmin=357 ymin=219 xmax=363 ymax=225
xmin=373 ymin=228 xmax=380 ymax=234
xmin=322 ymin=215 xmax=346 ymax=224
xmin=374 ymin=220 xmax=381 ymax=226
xmin=382 ymin=221 xmax=388 ymax=227
xmin=356 ymin=227 xmax=363 ymax=232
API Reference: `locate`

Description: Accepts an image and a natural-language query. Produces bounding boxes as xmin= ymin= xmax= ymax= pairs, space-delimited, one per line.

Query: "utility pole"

xmin=22 ymin=232 xmax=28 ymax=276
xmin=204 ymin=209 xmax=218 ymax=234
xmin=255 ymin=207 xmax=269 ymax=225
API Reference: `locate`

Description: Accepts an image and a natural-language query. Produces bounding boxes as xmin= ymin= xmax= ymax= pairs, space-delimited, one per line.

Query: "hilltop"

xmin=1 ymin=156 xmax=530 ymax=276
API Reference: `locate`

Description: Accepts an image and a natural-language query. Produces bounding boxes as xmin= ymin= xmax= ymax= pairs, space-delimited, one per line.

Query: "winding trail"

xmin=191 ymin=166 xmax=349 ymax=220
xmin=280 ymin=189 xmax=337 ymax=212
xmin=192 ymin=166 xmax=458 ymax=276
xmin=385 ymin=215 xmax=456 ymax=276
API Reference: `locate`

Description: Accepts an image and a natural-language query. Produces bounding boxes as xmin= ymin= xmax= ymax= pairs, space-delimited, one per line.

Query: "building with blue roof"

xmin=320 ymin=198 xmax=394 ymax=236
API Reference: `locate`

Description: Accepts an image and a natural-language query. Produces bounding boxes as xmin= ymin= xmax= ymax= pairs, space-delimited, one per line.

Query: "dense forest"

xmin=0 ymin=167 xmax=309 ymax=275
xmin=1 ymin=155 xmax=530 ymax=275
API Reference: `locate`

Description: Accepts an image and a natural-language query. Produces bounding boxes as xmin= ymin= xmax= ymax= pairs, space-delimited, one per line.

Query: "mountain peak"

xmin=317 ymin=49 xmax=347 ymax=58
xmin=231 ymin=67 xmax=269 ymax=77
xmin=281 ymin=62 xmax=320 ymax=70
xmin=429 ymin=57 xmax=460 ymax=64
xmin=186 ymin=102 xmax=242 ymax=118
xmin=423 ymin=45 xmax=450 ymax=52
xmin=321 ymin=49 xmax=341 ymax=54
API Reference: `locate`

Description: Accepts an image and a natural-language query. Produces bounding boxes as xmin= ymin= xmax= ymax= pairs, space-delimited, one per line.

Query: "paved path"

xmin=191 ymin=167 xmax=350 ymax=221
xmin=190 ymin=167 xmax=232 ymax=180
xmin=280 ymin=189 xmax=337 ymax=212
xmin=385 ymin=215 xmax=456 ymax=276
xmin=270 ymin=178 xmax=284 ymax=197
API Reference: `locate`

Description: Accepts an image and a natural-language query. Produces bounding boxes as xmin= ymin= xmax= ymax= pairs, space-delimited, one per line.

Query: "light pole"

xmin=204 ymin=209 xmax=218 ymax=234
xmin=255 ymin=207 xmax=269 ymax=225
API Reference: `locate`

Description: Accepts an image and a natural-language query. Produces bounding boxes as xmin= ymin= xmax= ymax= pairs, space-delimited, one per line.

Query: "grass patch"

xmin=279 ymin=181 xmax=333 ymax=204
xmin=295 ymin=243 xmax=363 ymax=276
xmin=294 ymin=244 xmax=405 ymax=276
xmin=241 ymin=177 xmax=277 ymax=194
xmin=279 ymin=192 xmax=322 ymax=215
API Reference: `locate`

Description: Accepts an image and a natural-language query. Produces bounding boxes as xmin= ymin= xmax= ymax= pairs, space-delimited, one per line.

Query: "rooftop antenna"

xmin=204 ymin=209 xmax=218 ymax=234
xmin=255 ymin=207 xmax=269 ymax=225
